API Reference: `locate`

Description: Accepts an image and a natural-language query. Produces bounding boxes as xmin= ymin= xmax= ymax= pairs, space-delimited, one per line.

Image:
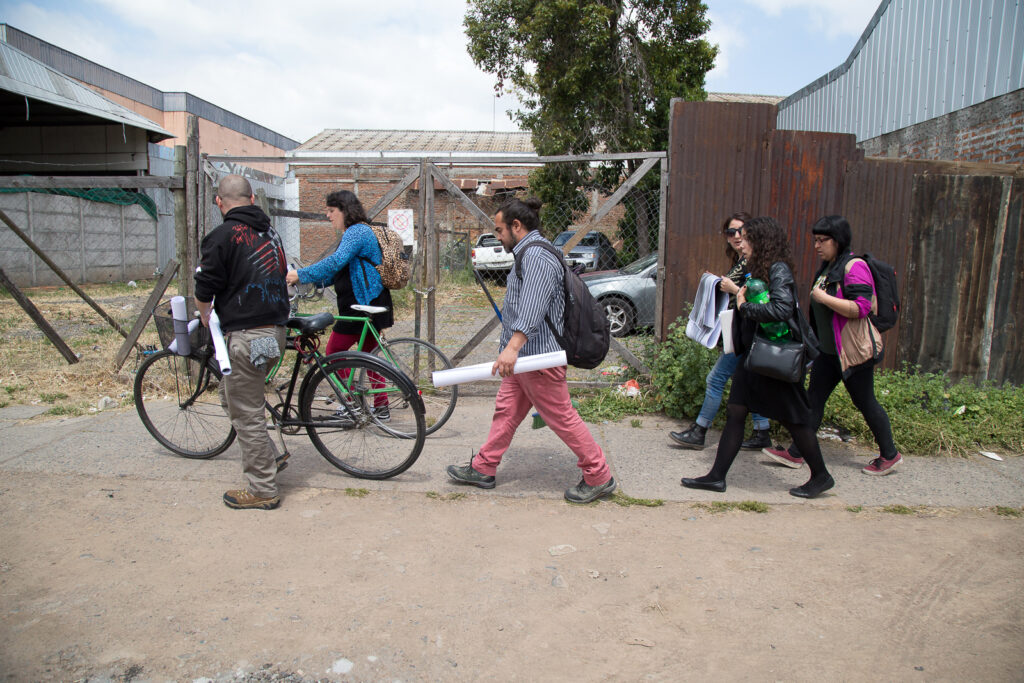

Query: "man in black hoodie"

xmin=195 ymin=174 xmax=289 ymax=510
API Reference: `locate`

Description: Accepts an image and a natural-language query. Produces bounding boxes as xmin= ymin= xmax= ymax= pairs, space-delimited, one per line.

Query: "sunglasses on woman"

xmin=724 ymin=228 xmax=742 ymax=237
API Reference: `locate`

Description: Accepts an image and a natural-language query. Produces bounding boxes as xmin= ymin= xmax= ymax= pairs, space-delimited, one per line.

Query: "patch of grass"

xmin=993 ymin=505 xmax=1022 ymax=518
xmin=425 ymin=491 xmax=466 ymax=501
xmin=611 ymin=492 xmax=664 ymax=507
xmin=571 ymin=385 xmax=661 ymax=422
xmin=630 ymin=418 xmax=643 ymax=428
xmin=4 ymin=384 xmax=26 ymax=395
xmin=0 ymin=400 xmax=8 ymax=409
xmin=344 ymin=488 xmax=370 ymax=498
xmin=45 ymin=404 xmax=85 ymax=417
xmin=694 ymin=500 xmax=770 ymax=514
xmin=882 ymin=504 xmax=916 ymax=515
xmin=820 ymin=364 xmax=1024 ymax=457
xmin=39 ymin=391 xmax=69 ymax=403
xmin=846 ymin=505 xmax=863 ymax=513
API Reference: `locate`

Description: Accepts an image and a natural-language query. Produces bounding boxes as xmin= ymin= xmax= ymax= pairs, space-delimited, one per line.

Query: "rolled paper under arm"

xmin=432 ymin=350 xmax=567 ymax=387
xmin=208 ymin=310 xmax=232 ymax=376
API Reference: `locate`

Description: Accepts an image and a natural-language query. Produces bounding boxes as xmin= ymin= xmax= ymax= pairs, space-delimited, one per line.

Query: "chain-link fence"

xmin=282 ymin=155 xmax=665 ymax=386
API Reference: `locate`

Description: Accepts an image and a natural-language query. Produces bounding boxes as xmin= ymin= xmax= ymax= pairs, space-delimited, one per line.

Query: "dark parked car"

xmin=581 ymin=252 xmax=658 ymax=337
xmin=552 ymin=230 xmax=618 ymax=272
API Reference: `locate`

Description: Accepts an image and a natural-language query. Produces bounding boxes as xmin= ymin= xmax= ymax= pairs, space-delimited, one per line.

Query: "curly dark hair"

xmin=742 ymin=216 xmax=794 ymax=281
xmin=325 ymin=189 xmax=369 ymax=228
xmin=722 ymin=211 xmax=752 ymax=263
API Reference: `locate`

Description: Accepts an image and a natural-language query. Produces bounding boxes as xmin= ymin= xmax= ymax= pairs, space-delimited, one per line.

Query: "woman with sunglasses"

xmin=762 ymin=215 xmax=901 ymax=476
xmin=682 ymin=216 xmax=834 ymax=498
xmin=669 ymin=212 xmax=772 ymax=450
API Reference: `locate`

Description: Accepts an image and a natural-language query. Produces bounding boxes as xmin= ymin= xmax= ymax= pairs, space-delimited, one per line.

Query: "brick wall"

xmin=860 ymin=89 xmax=1024 ymax=164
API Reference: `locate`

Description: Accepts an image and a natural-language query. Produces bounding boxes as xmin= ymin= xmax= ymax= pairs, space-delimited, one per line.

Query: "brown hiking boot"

xmin=223 ymin=489 xmax=280 ymax=510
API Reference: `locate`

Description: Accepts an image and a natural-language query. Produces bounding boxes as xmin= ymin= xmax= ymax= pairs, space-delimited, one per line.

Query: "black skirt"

xmin=332 ymin=264 xmax=394 ymax=335
xmin=728 ymin=363 xmax=812 ymax=425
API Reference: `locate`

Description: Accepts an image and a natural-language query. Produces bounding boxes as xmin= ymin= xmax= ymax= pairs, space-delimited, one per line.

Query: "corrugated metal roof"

xmin=706 ymin=92 xmax=785 ymax=105
xmin=296 ymin=129 xmax=536 ymax=153
xmin=778 ymin=0 xmax=1024 ymax=141
xmin=0 ymin=40 xmax=172 ymax=138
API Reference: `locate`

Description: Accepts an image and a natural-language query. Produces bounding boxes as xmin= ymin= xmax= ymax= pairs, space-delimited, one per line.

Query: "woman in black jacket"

xmin=681 ymin=216 xmax=835 ymax=499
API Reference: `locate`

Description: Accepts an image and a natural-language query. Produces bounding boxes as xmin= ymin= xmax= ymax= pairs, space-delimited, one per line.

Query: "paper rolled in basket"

xmin=168 ymin=319 xmax=200 ymax=355
xmin=208 ymin=310 xmax=232 ymax=375
xmin=432 ymin=350 xmax=567 ymax=387
xmin=170 ymin=296 xmax=192 ymax=356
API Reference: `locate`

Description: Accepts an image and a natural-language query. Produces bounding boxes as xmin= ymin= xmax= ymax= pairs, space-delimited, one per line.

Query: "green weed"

xmin=45 ymin=404 xmax=84 ymax=417
xmin=694 ymin=500 xmax=769 ymax=514
xmin=39 ymin=391 xmax=69 ymax=403
xmin=846 ymin=505 xmax=863 ymax=513
xmin=648 ymin=313 xmax=720 ymax=420
xmin=611 ymin=492 xmax=664 ymax=507
xmin=882 ymin=504 xmax=916 ymax=515
xmin=4 ymin=384 xmax=25 ymax=395
xmin=344 ymin=488 xmax=370 ymax=498
xmin=426 ymin=491 xmax=466 ymax=501
xmin=994 ymin=506 xmax=1022 ymax=518
xmin=630 ymin=418 xmax=643 ymax=428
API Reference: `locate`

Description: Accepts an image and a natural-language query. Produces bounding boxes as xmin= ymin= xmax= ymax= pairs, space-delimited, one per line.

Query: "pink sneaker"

xmin=863 ymin=453 xmax=903 ymax=476
xmin=762 ymin=446 xmax=805 ymax=469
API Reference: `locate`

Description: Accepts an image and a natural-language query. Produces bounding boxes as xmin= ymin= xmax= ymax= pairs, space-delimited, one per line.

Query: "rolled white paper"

xmin=170 ymin=295 xmax=192 ymax=355
xmin=208 ymin=310 xmax=232 ymax=376
xmin=168 ymin=318 xmax=200 ymax=354
xmin=432 ymin=350 xmax=567 ymax=387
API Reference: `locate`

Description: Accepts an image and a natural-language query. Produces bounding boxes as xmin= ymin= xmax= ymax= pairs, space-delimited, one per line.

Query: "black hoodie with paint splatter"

xmin=194 ymin=204 xmax=289 ymax=332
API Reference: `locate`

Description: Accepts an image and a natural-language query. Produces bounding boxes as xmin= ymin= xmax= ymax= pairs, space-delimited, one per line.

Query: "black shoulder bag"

xmin=744 ymin=285 xmax=820 ymax=383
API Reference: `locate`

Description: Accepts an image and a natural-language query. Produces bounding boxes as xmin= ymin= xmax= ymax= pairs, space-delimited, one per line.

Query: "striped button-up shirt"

xmin=499 ymin=230 xmax=565 ymax=357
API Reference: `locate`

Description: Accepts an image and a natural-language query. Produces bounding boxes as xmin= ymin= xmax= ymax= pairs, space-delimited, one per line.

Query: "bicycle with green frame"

xmin=134 ymin=311 xmax=426 ymax=479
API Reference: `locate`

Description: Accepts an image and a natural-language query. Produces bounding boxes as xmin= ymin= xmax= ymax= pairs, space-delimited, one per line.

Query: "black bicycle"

xmin=134 ymin=312 xmax=426 ymax=479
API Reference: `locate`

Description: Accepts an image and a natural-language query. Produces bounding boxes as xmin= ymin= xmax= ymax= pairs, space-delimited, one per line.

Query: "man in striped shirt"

xmin=446 ymin=198 xmax=616 ymax=504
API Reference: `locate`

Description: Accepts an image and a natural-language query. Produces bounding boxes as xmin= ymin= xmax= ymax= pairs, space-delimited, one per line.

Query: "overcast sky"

xmin=1 ymin=0 xmax=880 ymax=144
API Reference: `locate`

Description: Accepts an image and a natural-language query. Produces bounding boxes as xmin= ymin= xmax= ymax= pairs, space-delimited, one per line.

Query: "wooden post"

xmin=423 ymin=162 xmax=436 ymax=345
xmin=113 ymin=259 xmax=180 ymax=370
xmin=173 ymin=145 xmax=188 ymax=296
xmin=0 ymin=268 xmax=79 ymax=365
xmin=0 ymin=208 xmax=134 ymax=342
xmin=184 ymin=114 xmax=199 ymax=297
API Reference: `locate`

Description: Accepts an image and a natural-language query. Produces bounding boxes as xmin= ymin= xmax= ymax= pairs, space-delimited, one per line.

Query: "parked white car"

xmin=471 ymin=233 xmax=514 ymax=275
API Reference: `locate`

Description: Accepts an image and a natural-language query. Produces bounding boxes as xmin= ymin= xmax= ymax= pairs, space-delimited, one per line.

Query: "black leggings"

xmin=708 ymin=403 xmax=829 ymax=481
xmin=790 ymin=353 xmax=897 ymax=460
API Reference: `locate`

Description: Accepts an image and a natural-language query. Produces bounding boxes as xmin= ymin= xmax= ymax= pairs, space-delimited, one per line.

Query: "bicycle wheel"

xmin=375 ymin=337 xmax=457 ymax=436
xmin=299 ymin=352 xmax=425 ymax=479
xmin=134 ymin=349 xmax=235 ymax=458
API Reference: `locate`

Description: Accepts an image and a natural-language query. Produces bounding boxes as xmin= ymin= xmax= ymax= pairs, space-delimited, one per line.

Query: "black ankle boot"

xmin=741 ymin=428 xmax=772 ymax=450
xmin=789 ymin=473 xmax=835 ymax=499
xmin=669 ymin=424 xmax=707 ymax=449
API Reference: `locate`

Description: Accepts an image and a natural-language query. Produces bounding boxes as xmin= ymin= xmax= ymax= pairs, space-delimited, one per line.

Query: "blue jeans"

xmin=697 ymin=352 xmax=769 ymax=430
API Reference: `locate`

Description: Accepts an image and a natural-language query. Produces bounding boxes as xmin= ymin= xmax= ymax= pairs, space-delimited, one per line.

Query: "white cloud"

xmin=6 ymin=0 xmax=521 ymax=142
xmin=743 ymin=0 xmax=879 ymax=39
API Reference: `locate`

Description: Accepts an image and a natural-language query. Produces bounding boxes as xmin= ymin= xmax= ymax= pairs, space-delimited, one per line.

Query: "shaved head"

xmin=216 ymin=174 xmax=253 ymax=207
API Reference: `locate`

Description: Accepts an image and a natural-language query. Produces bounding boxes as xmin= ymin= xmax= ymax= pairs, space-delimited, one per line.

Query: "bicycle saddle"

xmin=351 ymin=304 xmax=388 ymax=314
xmin=286 ymin=312 xmax=335 ymax=334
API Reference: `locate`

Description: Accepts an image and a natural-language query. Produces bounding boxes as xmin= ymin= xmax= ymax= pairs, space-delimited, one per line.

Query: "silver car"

xmin=581 ymin=252 xmax=658 ymax=337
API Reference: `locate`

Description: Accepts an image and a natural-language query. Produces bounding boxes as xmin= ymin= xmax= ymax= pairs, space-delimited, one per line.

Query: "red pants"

xmin=472 ymin=366 xmax=611 ymax=486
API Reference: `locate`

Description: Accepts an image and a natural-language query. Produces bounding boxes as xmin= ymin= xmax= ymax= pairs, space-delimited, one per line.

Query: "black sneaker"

xmin=446 ymin=463 xmax=496 ymax=489
xmin=564 ymin=477 xmax=617 ymax=504
xmin=370 ymin=405 xmax=391 ymax=422
xmin=740 ymin=429 xmax=771 ymax=450
xmin=669 ymin=424 xmax=706 ymax=449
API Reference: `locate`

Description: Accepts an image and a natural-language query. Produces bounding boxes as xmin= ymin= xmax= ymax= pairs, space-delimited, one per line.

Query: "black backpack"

xmin=859 ymin=253 xmax=901 ymax=332
xmin=514 ymin=240 xmax=611 ymax=369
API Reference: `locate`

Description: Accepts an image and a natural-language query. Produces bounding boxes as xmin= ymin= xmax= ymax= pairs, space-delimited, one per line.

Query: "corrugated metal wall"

xmin=665 ymin=99 xmax=1024 ymax=383
xmin=777 ymin=0 xmax=1024 ymax=141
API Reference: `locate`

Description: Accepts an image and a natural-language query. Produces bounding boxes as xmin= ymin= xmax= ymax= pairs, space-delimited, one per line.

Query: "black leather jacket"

xmin=732 ymin=261 xmax=797 ymax=354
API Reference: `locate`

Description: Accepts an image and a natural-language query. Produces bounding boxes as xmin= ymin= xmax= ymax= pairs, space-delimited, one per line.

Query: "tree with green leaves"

xmin=465 ymin=0 xmax=716 ymax=255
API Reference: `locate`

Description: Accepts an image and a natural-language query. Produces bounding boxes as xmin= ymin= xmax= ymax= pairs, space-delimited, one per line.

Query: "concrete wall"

xmin=0 ymin=192 xmax=158 ymax=287
xmin=859 ymin=89 xmax=1024 ymax=164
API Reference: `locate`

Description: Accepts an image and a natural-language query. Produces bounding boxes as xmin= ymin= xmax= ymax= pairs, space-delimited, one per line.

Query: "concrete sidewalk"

xmin=2 ymin=395 xmax=1022 ymax=509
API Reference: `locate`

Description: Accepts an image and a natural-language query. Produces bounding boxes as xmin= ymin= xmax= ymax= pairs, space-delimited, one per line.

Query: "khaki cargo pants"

xmin=219 ymin=326 xmax=287 ymax=498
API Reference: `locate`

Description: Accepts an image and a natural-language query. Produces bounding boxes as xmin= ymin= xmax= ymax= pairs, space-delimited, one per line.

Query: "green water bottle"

xmin=744 ymin=275 xmax=792 ymax=341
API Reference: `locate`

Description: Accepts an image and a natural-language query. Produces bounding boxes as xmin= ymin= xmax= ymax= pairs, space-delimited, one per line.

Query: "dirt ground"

xmin=1 ymin=469 xmax=1022 ymax=682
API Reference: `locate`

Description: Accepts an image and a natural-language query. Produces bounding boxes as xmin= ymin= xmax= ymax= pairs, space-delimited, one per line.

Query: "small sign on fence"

xmin=388 ymin=209 xmax=415 ymax=246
